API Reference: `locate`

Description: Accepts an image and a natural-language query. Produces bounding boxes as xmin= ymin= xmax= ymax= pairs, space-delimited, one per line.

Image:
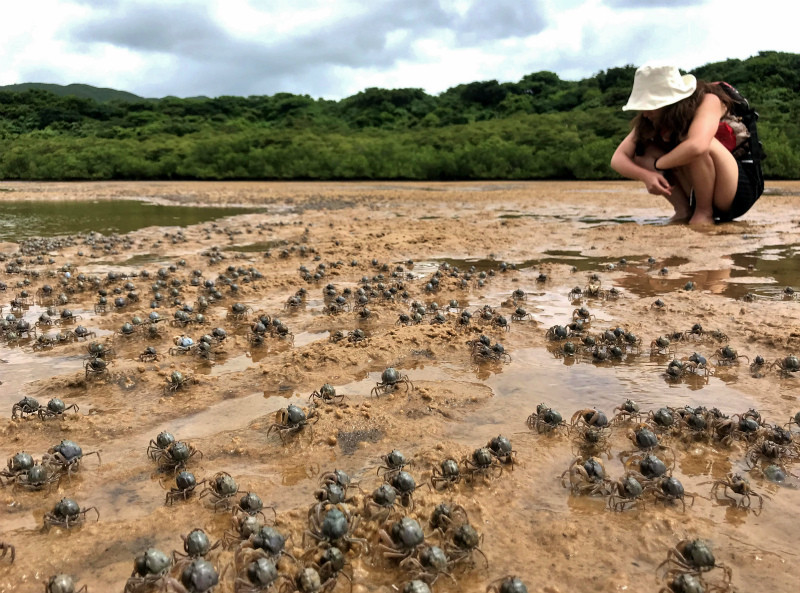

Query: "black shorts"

xmin=689 ymin=159 xmax=764 ymax=222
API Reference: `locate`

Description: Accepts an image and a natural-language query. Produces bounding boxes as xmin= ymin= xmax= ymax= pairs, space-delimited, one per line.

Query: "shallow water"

xmin=0 ymin=200 xmax=262 ymax=241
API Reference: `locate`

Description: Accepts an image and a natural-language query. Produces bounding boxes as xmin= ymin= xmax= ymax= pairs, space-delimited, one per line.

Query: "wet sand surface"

xmin=1 ymin=180 xmax=799 ymax=593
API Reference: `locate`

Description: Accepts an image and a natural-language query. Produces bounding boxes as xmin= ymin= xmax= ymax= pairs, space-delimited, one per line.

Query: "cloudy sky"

xmin=0 ymin=0 xmax=793 ymax=100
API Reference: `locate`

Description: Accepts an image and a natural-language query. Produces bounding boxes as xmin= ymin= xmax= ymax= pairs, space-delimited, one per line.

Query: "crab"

xmin=363 ymin=484 xmax=401 ymax=523
xmin=234 ymin=492 xmax=277 ymax=524
xmin=572 ymin=306 xmax=595 ymax=323
xmin=304 ymin=507 xmax=368 ymax=556
xmin=486 ymin=576 xmax=529 ymax=593
xmin=233 ymin=525 xmax=293 ymax=571
xmin=308 ymin=383 xmax=345 ymax=406
xmin=561 ymin=457 xmax=610 ymax=496
xmin=442 ymin=522 xmax=488 ymax=570
xmin=11 ymin=396 xmax=41 ymax=419
xmin=13 ymin=463 xmax=61 ymax=491
xmin=657 ymin=539 xmax=731 ymax=586
xmin=371 ymin=367 xmax=413 ymax=397
xmin=376 ymin=517 xmax=426 ymax=562
xmin=200 ymin=471 xmax=240 ymax=512
xmin=43 ymin=440 xmax=101 ymax=480
xmin=139 ymin=346 xmax=160 ymax=362
xmin=227 ymin=302 xmax=254 ymax=322
xmin=430 ymin=458 xmax=462 ymax=490
xmin=650 ymin=336 xmax=675 ymax=356
xmin=166 ymin=470 xmax=204 ymax=505
xmin=84 ymin=357 xmax=111 ymax=380
xmin=399 ymin=545 xmax=455 ymax=586
xmin=487 ymin=435 xmax=516 ymax=468
xmin=652 ymin=476 xmax=695 ymax=511
xmin=173 ymin=528 xmax=221 ymax=565
xmin=713 ymin=345 xmax=749 ymax=366
xmin=306 ymin=546 xmax=353 ymax=593
xmin=37 ymin=398 xmax=79 ymax=420
xmin=746 ymin=439 xmax=798 ymax=468
xmin=612 ymin=399 xmax=642 ymax=425
xmin=770 ymin=354 xmax=800 ymax=376
xmin=606 ymin=473 xmax=646 ymax=511
xmin=169 ymin=336 xmax=195 ymax=356
xmin=511 ymin=307 xmax=533 ymax=322
xmin=526 ymin=404 xmax=569 ymax=435
xmin=43 ymin=497 xmax=100 ymax=529
xmin=461 ymin=447 xmax=503 ymax=483
xmin=570 ymin=408 xmax=610 ymax=432
xmin=44 ymin=575 xmax=88 ymax=593
xmin=347 ymin=328 xmax=370 ymax=346
xmin=267 ymin=405 xmax=318 ymax=443
xmin=153 ymin=441 xmax=202 ymax=473
xmin=124 ymin=548 xmax=173 ymax=593
xmin=705 ymin=472 xmax=766 ymax=513
xmin=377 ymin=449 xmax=408 ymax=478
xmin=1 ymin=451 xmax=36 ymax=485
xmin=234 ymin=557 xmax=279 ymax=593
xmin=545 ymin=324 xmax=569 ymax=341
xmin=472 ymin=341 xmax=512 ymax=364
xmin=164 ymin=370 xmax=195 ymax=395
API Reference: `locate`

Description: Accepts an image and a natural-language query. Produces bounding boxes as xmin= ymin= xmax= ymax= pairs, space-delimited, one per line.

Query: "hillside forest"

xmin=0 ymin=51 xmax=797 ymax=181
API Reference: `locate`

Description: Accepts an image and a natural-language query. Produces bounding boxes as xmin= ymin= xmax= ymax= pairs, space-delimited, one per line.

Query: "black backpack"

xmin=716 ymin=81 xmax=766 ymax=162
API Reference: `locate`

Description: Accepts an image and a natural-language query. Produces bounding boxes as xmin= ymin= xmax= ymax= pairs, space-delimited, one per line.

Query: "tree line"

xmin=0 ymin=51 xmax=798 ymax=181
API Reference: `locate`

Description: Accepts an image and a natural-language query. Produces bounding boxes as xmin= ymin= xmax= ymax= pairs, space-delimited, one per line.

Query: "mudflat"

xmin=1 ymin=180 xmax=799 ymax=593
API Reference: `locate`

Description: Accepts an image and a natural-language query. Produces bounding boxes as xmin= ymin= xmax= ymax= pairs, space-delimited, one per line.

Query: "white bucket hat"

xmin=622 ymin=63 xmax=697 ymax=111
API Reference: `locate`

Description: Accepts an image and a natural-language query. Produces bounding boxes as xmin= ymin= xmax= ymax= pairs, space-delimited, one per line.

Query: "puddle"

xmin=0 ymin=200 xmax=264 ymax=241
xmin=225 ymin=240 xmax=286 ymax=253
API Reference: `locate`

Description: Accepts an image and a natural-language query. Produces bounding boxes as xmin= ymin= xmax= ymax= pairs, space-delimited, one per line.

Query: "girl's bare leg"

xmin=680 ymin=140 xmax=738 ymax=226
xmin=634 ymin=146 xmax=690 ymax=222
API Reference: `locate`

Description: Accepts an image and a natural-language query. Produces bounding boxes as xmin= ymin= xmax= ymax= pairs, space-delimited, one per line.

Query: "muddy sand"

xmin=1 ymin=180 xmax=799 ymax=593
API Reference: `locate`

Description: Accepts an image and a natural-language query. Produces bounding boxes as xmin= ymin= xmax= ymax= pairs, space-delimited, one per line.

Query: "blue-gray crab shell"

xmin=393 ymin=517 xmax=424 ymax=548
xmin=381 ymin=367 xmax=401 ymax=384
xmin=170 ymin=442 xmax=192 ymax=462
xmin=254 ymin=526 xmax=286 ymax=555
xmin=684 ymin=539 xmax=715 ymax=569
xmin=403 ymin=580 xmax=432 ymax=593
xmin=246 ymin=558 xmax=278 ymax=586
xmin=10 ymin=451 xmax=34 ymax=472
xmin=661 ymin=477 xmax=684 ymax=497
xmin=372 ymin=484 xmax=397 ymax=506
xmin=583 ymin=459 xmax=604 ymax=480
xmin=286 ymin=405 xmax=306 ymax=425
xmin=441 ymin=459 xmax=460 ymax=477
xmin=639 ymin=455 xmax=667 ymax=478
xmin=176 ymin=471 xmax=197 ymax=490
xmin=46 ymin=575 xmax=77 ymax=593
xmin=184 ymin=529 xmax=211 ymax=556
xmin=55 ymin=440 xmax=83 ymax=461
xmin=156 ymin=431 xmax=175 ymax=449
xmin=239 ymin=492 xmax=263 ymax=513
xmin=54 ymin=497 xmax=81 ymax=518
xmin=420 ymin=545 xmax=448 ymax=571
xmin=135 ymin=548 xmax=171 ymax=576
xmin=634 ymin=428 xmax=659 ymax=449
xmin=490 ymin=435 xmax=513 ymax=456
xmin=214 ymin=474 xmax=238 ymax=496
xmin=391 ymin=471 xmax=416 ymax=494
xmin=499 ymin=577 xmax=529 ymax=593
xmin=321 ymin=508 xmax=349 ymax=540
xmin=180 ymin=558 xmax=219 ymax=592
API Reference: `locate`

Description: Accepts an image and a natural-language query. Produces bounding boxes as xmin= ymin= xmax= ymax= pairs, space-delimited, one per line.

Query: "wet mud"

xmin=1 ymin=180 xmax=800 ymax=593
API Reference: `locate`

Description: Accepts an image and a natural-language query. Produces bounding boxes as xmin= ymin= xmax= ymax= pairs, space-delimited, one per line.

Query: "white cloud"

xmin=0 ymin=0 xmax=795 ymax=99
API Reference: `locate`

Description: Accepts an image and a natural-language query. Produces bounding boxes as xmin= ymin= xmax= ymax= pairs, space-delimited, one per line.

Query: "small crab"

xmin=486 ymin=576 xmax=529 ymax=593
xmin=84 ymin=357 xmax=111 ymax=380
xmin=606 ymin=473 xmax=646 ymax=511
xmin=43 ymin=440 xmax=101 ymax=480
xmin=650 ymin=336 xmax=675 ymax=356
xmin=399 ymin=544 xmax=455 ymax=586
xmin=526 ymin=404 xmax=569 ymax=435
xmin=461 ymin=447 xmax=503 ymax=483
xmin=13 ymin=463 xmax=61 ymax=491
xmin=561 ymin=457 xmax=610 ymax=496
xmin=44 ymin=575 xmax=88 ymax=593
xmin=376 ymin=517 xmax=426 ymax=562
xmin=652 ymin=476 xmax=695 ymax=511
xmin=200 ymin=471 xmax=239 ymax=512
xmin=431 ymin=458 xmax=462 ymax=490
xmin=545 ymin=324 xmax=569 ymax=341
xmin=371 ymin=367 xmax=413 ymax=397
xmin=304 ymin=507 xmax=368 ymax=555
xmin=347 ymin=328 xmax=370 ymax=346
xmin=267 ymin=404 xmax=318 ymax=443
xmin=125 ymin=548 xmax=173 ymax=593
xmin=442 ymin=522 xmax=488 ymax=570
xmin=657 ymin=539 xmax=731 ymax=585
xmin=154 ymin=441 xmax=202 ymax=473
xmin=487 ymin=435 xmax=516 ymax=467
xmin=11 ymin=396 xmax=41 ymax=419
xmin=164 ymin=370 xmax=195 ymax=395
xmin=364 ymin=484 xmax=401 ymax=523
xmin=166 ymin=470 xmax=204 ymax=505
xmin=612 ymin=399 xmax=642 ymax=425
xmin=570 ymin=408 xmax=610 ymax=431
xmin=377 ymin=449 xmax=408 ymax=478
xmin=706 ymin=472 xmax=766 ymax=513
xmin=713 ymin=345 xmax=749 ymax=366
xmin=139 ymin=346 xmax=160 ymax=362
xmin=38 ymin=397 xmax=79 ymax=420
xmin=770 ymin=354 xmax=800 ymax=376
xmin=309 ymin=383 xmax=344 ymax=406
xmin=44 ymin=497 xmax=100 ymax=529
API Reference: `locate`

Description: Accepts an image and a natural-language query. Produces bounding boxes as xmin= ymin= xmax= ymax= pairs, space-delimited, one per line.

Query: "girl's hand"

xmin=644 ymin=172 xmax=672 ymax=197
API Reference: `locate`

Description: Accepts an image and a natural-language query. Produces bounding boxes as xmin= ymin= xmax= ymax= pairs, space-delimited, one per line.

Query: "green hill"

xmin=0 ymin=82 xmax=145 ymax=103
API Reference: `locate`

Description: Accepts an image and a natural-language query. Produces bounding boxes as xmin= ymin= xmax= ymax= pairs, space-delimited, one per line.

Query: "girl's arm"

xmin=652 ymin=93 xmax=726 ymax=170
xmin=610 ymin=130 xmax=672 ymax=196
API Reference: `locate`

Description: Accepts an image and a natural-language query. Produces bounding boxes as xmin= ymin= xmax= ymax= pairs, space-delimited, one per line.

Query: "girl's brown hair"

xmin=632 ymin=81 xmax=733 ymax=154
